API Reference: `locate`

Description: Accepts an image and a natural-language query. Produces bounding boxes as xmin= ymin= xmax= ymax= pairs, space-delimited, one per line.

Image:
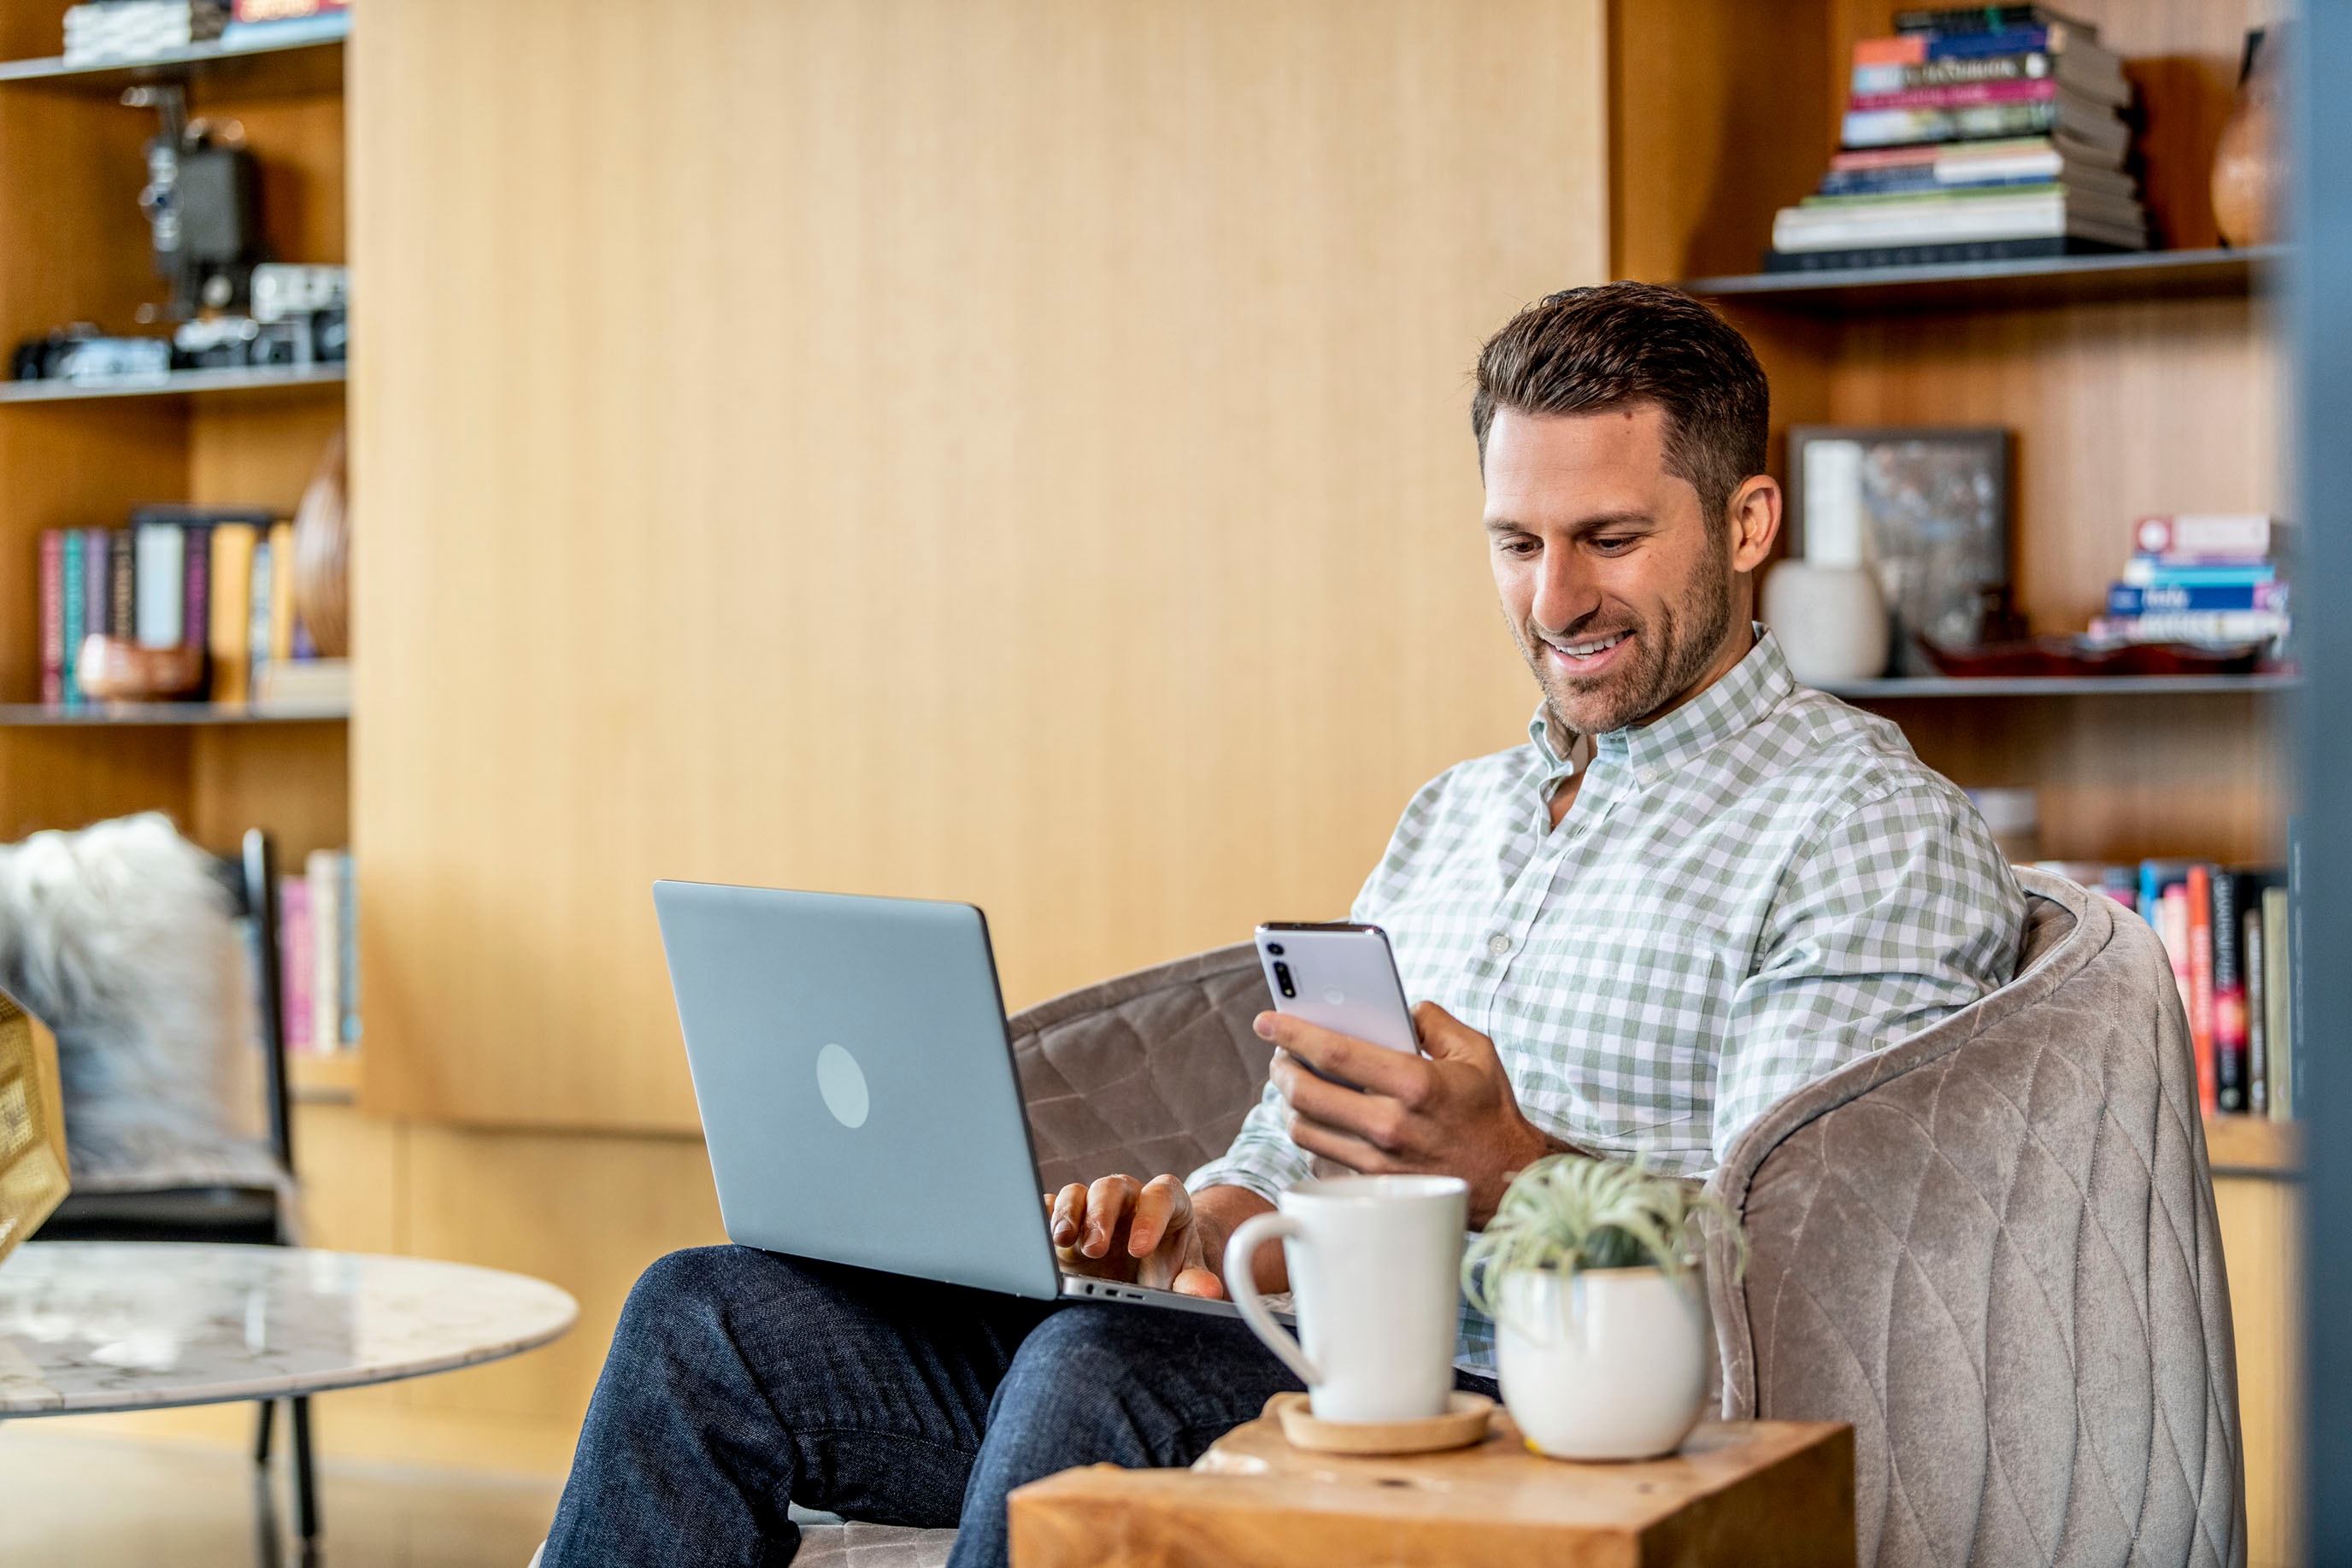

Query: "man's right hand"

xmin=1047 ymin=1176 xmax=1272 ymax=1300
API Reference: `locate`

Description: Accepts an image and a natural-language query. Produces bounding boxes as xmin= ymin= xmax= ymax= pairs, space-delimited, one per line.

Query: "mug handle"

xmin=1223 ymin=1212 xmax=1320 ymax=1387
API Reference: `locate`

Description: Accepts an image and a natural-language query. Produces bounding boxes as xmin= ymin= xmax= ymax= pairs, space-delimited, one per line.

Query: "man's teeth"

xmin=1556 ymin=631 xmax=1629 ymax=657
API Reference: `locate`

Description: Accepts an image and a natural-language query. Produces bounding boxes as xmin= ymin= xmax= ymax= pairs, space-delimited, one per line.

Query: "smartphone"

xmin=1253 ymin=922 xmax=1419 ymax=1054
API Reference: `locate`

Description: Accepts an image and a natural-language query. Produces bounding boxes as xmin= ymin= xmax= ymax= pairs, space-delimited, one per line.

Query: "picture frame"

xmin=1785 ymin=426 xmax=2013 ymax=676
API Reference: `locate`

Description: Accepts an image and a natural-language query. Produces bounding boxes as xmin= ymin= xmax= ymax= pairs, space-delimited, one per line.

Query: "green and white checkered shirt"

xmin=1188 ymin=629 xmax=2025 ymax=1372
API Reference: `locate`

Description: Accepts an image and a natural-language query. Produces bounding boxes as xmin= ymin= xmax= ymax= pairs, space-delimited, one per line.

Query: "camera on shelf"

xmin=9 ymin=326 xmax=170 ymax=385
xmin=172 ymin=265 xmax=348 ymax=369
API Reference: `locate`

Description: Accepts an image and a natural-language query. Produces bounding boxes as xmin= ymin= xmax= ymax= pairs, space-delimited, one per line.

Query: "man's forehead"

xmin=1482 ymin=403 xmax=1679 ymax=514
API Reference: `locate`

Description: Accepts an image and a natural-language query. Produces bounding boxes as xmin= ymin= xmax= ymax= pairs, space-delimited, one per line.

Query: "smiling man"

xmin=543 ymin=283 xmax=2026 ymax=1568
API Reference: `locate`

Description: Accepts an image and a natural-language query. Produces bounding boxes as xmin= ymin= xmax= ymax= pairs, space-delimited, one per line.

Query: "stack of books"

xmin=2038 ymin=859 xmax=2296 ymax=1120
xmin=62 ymin=0 xmax=227 ymax=62
xmin=38 ymin=508 xmax=351 ymax=710
xmin=2087 ymin=514 xmax=2289 ymax=653
xmin=278 ymin=848 xmax=359 ymax=1057
xmin=1767 ymin=4 xmax=2145 ymax=272
xmin=222 ymin=0 xmax=346 ymax=46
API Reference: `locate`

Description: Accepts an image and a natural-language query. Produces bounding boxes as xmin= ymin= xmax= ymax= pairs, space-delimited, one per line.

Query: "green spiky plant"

xmin=1461 ymin=1154 xmax=1744 ymax=1320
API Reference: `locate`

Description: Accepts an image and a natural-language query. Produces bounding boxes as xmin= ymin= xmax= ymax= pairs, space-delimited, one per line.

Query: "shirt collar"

xmin=1525 ymin=625 xmax=1795 ymax=783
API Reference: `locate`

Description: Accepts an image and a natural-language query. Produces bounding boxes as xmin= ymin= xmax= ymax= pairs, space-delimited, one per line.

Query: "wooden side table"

xmin=1009 ymin=1406 xmax=1854 ymax=1567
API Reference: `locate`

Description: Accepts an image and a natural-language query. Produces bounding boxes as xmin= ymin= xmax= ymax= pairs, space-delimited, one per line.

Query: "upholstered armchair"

xmin=796 ymin=867 xmax=2243 ymax=1568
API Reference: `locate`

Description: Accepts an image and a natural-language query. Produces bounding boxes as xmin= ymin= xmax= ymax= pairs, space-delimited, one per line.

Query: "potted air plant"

xmin=1461 ymin=1154 xmax=1743 ymax=1460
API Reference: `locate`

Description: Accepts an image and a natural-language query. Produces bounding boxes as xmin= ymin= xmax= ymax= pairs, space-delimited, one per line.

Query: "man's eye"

xmin=1499 ymin=537 xmax=1540 ymax=557
xmin=1591 ymin=536 xmax=1637 ymax=554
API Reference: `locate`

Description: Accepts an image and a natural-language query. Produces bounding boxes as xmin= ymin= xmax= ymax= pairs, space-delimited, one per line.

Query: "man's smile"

xmin=1541 ymin=627 xmax=1634 ymax=677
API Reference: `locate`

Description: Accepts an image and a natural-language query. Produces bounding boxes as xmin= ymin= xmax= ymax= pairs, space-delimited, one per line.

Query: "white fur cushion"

xmin=0 ymin=813 xmax=283 ymax=1200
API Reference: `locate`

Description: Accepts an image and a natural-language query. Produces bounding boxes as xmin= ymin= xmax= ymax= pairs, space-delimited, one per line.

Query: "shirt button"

xmin=1638 ymin=766 xmax=1662 ymax=786
xmin=1486 ymin=932 xmax=1512 ymax=958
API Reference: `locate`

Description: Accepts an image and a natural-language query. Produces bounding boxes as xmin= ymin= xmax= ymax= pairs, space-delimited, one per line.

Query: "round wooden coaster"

xmin=1267 ymin=1389 xmax=1496 ymax=1455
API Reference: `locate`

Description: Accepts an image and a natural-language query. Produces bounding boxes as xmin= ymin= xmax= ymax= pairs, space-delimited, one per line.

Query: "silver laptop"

xmin=653 ymin=880 xmax=1257 ymax=1319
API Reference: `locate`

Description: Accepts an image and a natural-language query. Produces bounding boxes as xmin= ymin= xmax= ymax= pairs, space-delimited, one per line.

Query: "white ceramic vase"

xmin=1495 ymin=1265 xmax=1710 ymax=1460
xmin=1761 ymin=560 xmax=1890 ymax=685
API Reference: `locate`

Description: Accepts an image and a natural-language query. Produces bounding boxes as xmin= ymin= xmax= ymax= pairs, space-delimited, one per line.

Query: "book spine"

xmin=2120 ymin=561 xmax=2274 ymax=588
xmin=110 ymin=527 xmax=134 ymax=641
xmin=38 ymin=531 xmax=62 ymax=707
xmin=308 ymin=849 xmax=339 ymax=1055
xmin=2107 ymin=583 xmax=2287 ymax=615
xmin=2211 ymin=871 xmax=2244 ymax=1113
xmin=1849 ymin=77 xmax=2058 ymax=112
xmin=1855 ymin=51 xmax=2053 ymax=93
xmin=83 ymin=528 xmax=109 ymax=639
xmin=2087 ymin=610 xmax=2290 ymax=644
xmin=279 ymin=875 xmax=313 ymax=1054
xmin=133 ymin=523 xmax=185 ymax=649
xmin=2186 ymin=866 xmax=2216 ymax=1117
xmin=2266 ymin=883 xmax=2293 ymax=1119
xmin=207 ymin=523 xmax=256 ymax=706
xmin=2133 ymin=514 xmax=2273 ymax=558
xmin=248 ymin=537 xmax=273 ymax=693
xmin=60 ymin=531 xmax=85 ymax=706
xmin=1763 ymin=236 xmax=2092 ymax=273
xmin=337 ymin=850 xmax=360 ymax=1047
xmin=267 ymin=520 xmax=297 ymax=663
xmin=2244 ymin=903 xmax=2267 ymax=1117
xmin=1843 ymin=99 xmax=2058 ymax=148
xmin=1817 ymin=165 xmax=2059 ymax=197
xmin=182 ymin=521 xmax=212 ymax=661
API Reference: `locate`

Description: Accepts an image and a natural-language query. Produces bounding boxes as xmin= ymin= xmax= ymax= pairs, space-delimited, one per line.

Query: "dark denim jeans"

xmin=543 ymin=1245 xmax=1494 ymax=1567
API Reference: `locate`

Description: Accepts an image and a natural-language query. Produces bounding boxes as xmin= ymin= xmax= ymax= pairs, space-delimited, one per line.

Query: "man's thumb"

xmin=1412 ymin=1000 xmax=1486 ymax=1060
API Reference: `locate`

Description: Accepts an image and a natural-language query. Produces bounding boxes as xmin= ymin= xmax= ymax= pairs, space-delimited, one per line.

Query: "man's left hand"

xmin=1261 ymin=1001 xmax=1566 ymax=1227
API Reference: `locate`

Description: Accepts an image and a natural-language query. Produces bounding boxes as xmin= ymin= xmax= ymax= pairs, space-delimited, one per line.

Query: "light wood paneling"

xmin=2214 ymin=1172 xmax=2303 ymax=1568
xmin=352 ymin=0 xmax=1612 ymax=1130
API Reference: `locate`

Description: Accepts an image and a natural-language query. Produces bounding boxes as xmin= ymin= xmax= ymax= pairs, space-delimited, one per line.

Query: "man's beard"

xmin=1511 ymin=558 xmax=1735 ymax=738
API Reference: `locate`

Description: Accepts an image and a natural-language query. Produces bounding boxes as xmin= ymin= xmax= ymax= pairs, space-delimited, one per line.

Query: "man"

xmin=542 ymin=283 xmax=2024 ymax=1567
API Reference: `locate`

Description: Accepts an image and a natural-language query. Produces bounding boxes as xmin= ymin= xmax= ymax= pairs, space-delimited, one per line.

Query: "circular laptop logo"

xmin=814 ymin=1042 xmax=870 ymax=1130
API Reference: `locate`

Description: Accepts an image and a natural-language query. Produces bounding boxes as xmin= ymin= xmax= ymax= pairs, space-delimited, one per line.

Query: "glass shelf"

xmin=1683 ymin=245 xmax=2286 ymax=315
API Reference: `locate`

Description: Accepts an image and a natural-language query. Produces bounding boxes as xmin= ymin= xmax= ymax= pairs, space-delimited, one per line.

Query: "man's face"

xmin=1482 ymin=403 xmax=1743 ymax=737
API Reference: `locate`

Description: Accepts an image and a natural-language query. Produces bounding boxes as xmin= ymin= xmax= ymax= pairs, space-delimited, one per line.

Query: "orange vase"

xmin=2212 ymin=27 xmax=2284 ymax=249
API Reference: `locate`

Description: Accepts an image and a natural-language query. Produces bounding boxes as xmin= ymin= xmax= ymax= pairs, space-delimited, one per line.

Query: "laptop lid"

xmin=653 ymin=881 xmax=1061 ymax=1301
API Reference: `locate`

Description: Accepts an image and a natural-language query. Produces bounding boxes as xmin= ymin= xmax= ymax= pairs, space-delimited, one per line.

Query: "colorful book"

xmin=38 ymin=531 xmax=62 ymax=706
xmin=2185 ymin=865 xmax=2215 ymax=1117
xmin=2087 ymin=610 xmax=2290 ymax=645
xmin=1764 ymin=235 xmax=2122 ymax=272
xmin=1842 ymin=96 xmax=2127 ymax=156
xmin=83 ymin=528 xmax=110 ymax=641
xmin=1891 ymin=8 xmax=2096 ymax=38
xmin=2118 ymin=561 xmax=2274 ymax=589
xmin=2133 ymin=514 xmax=2276 ymax=559
xmin=132 ymin=520 xmax=185 ymax=648
xmin=2210 ymin=872 xmax=2245 ymax=1113
xmin=207 ymin=523 xmax=257 ymax=706
xmin=109 ymin=527 xmax=134 ymax=644
xmin=60 ymin=530 xmax=85 ymax=707
xmin=2264 ymin=883 xmax=2293 ymax=1119
xmin=1850 ymin=77 xmax=2060 ymax=113
xmin=337 ymin=850 xmax=360 ymax=1047
xmin=248 ymin=537 xmax=273 ymax=694
xmin=1773 ymin=190 xmax=2143 ymax=251
xmin=2106 ymin=583 xmax=2287 ymax=615
xmin=307 ymin=848 xmax=340 ymax=1055
xmin=279 ymin=874 xmax=314 ymax=1054
xmin=2243 ymin=901 xmax=2267 ymax=1117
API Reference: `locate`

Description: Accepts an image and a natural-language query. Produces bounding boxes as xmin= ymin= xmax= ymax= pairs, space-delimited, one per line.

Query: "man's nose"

xmin=1532 ymin=551 xmax=1602 ymax=635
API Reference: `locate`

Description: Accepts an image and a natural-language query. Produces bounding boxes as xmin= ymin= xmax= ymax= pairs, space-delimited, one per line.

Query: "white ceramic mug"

xmin=1222 ymin=1174 xmax=1467 ymax=1423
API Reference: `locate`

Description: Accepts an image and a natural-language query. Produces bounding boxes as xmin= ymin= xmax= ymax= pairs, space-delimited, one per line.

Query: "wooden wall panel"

xmin=352 ymin=0 xmax=1611 ymax=1130
xmin=2214 ymin=1172 xmax=2304 ymax=1568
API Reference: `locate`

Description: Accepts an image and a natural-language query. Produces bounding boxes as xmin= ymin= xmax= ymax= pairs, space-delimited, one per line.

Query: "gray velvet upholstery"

xmin=767 ymin=872 xmax=2249 ymax=1568
xmin=1704 ymin=868 xmax=2246 ymax=1568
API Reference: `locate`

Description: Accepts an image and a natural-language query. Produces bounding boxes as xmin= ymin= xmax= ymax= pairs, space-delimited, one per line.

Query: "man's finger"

xmin=1082 ymin=1174 xmax=1140 ymax=1257
xmin=1126 ymin=1174 xmax=1190 ymax=1258
xmin=1254 ymin=1011 xmax=1426 ymax=1099
xmin=1412 ymin=1001 xmax=1496 ymax=1064
xmin=1285 ymin=1109 xmax=1401 ymax=1176
xmin=1050 ymin=1183 xmax=1087 ymax=1248
xmin=1271 ymin=1052 xmax=1416 ymax=1152
xmin=1171 ymin=1265 xmax=1226 ymax=1301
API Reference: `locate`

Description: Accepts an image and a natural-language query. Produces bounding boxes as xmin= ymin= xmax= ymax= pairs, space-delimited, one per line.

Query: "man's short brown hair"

xmin=1471 ymin=281 xmax=1769 ymax=526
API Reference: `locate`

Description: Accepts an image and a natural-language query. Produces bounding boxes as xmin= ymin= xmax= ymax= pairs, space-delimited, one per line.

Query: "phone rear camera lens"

xmin=1266 ymin=943 xmax=1285 ymax=955
xmin=1273 ymin=960 xmax=1296 ymax=998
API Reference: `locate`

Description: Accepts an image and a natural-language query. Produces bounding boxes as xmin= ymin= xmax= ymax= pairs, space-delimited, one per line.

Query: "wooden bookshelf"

xmin=0 ymin=364 xmax=345 ymax=403
xmin=1818 ymin=673 xmax=2296 ymax=699
xmin=1685 ymin=244 xmax=2285 ymax=315
xmin=2206 ymin=1115 xmax=2302 ymax=1179
xmin=0 ymin=700 xmax=347 ymax=725
xmin=0 ymin=15 xmax=345 ymax=93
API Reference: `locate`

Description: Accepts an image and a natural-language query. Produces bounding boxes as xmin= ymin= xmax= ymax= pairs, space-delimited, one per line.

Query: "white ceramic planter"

xmin=1761 ymin=560 xmax=1890 ymax=685
xmin=1495 ymin=1265 xmax=1709 ymax=1460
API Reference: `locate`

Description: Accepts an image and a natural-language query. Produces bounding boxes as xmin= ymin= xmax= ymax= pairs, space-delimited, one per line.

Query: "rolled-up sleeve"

xmin=1186 ymin=1075 xmax=1314 ymax=1201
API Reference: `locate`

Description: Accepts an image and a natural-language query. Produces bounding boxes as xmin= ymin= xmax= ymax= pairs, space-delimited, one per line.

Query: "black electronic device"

xmin=127 ymin=85 xmax=264 ymax=320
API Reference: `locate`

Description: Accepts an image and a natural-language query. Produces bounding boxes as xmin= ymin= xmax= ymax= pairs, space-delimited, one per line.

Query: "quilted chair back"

xmin=1706 ymin=869 xmax=2245 ymax=1568
xmin=1009 ymin=942 xmax=1275 ymax=1190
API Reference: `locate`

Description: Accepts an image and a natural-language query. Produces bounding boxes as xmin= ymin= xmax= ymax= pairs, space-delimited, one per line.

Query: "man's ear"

xmin=1726 ymin=475 xmax=1782 ymax=573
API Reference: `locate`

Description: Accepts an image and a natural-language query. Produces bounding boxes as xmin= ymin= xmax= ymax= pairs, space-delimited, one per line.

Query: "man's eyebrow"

xmin=1483 ymin=509 xmax=1657 ymax=534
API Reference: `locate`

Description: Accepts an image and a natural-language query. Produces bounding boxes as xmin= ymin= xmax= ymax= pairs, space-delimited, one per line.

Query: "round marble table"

xmin=0 ymin=1242 xmax=578 ymax=1416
